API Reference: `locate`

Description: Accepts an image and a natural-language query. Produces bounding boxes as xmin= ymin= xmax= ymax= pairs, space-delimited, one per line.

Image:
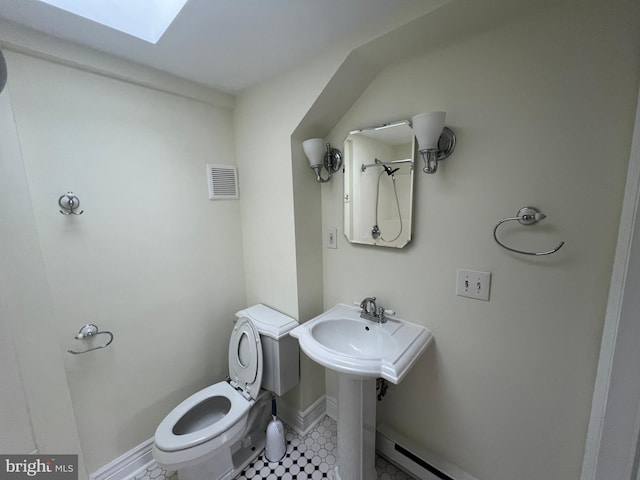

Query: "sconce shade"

xmin=412 ymin=111 xmax=446 ymax=151
xmin=303 ymin=138 xmax=326 ymax=168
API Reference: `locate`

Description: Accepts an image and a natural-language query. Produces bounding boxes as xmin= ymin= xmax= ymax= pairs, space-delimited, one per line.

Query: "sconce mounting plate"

xmin=437 ymin=127 xmax=456 ymax=161
xmin=325 ymin=147 xmax=343 ymax=173
xmin=516 ymin=207 xmax=542 ymax=225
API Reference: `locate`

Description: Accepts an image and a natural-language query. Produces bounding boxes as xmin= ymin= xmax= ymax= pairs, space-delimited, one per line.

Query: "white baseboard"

xmin=278 ymin=394 xmax=329 ymax=436
xmin=90 ymin=438 xmax=155 ymax=480
xmin=325 ymin=395 xmax=337 ymax=421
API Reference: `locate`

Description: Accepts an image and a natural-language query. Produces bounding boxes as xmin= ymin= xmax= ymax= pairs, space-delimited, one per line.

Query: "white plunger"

xmin=265 ymin=396 xmax=286 ymax=462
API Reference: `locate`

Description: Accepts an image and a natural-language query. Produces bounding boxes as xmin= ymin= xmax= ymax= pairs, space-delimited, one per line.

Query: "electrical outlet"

xmin=327 ymin=227 xmax=338 ymax=249
xmin=456 ymin=269 xmax=491 ymax=301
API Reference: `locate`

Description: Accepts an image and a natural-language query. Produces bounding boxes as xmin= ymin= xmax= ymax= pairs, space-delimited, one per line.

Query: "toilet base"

xmin=176 ymin=448 xmax=234 ymax=480
xmin=175 ymin=391 xmax=271 ymax=480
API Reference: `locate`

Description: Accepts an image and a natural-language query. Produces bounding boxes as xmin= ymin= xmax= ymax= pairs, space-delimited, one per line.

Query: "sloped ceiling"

xmin=0 ymin=0 xmax=445 ymax=94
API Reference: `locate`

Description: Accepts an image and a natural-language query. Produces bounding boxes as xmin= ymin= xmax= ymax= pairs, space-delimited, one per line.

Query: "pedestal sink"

xmin=289 ymin=304 xmax=433 ymax=480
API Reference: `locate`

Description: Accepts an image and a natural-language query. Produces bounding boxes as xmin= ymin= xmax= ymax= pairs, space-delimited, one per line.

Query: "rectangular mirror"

xmin=343 ymin=120 xmax=415 ymax=248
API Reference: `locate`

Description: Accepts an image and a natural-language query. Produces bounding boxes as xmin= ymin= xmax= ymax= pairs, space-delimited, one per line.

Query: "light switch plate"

xmin=456 ymin=269 xmax=491 ymax=301
xmin=327 ymin=227 xmax=338 ymax=249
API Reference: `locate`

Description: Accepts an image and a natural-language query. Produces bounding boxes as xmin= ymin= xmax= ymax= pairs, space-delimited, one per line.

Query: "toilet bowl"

xmin=153 ymin=382 xmax=254 ymax=468
xmin=152 ymin=305 xmax=299 ymax=480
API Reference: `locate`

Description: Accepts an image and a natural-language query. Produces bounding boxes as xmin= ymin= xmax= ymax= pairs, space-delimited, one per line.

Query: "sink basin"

xmin=289 ymin=303 xmax=433 ymax=384
xmin=311 ymin=318 xmax=397 ymax=360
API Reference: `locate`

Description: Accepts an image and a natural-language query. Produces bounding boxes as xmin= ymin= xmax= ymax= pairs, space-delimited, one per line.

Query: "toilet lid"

xmin=228 ymin=317 xmax=263 ymax=401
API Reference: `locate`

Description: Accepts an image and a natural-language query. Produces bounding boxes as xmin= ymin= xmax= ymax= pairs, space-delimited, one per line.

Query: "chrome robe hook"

xmin=67 ymin=324 xmax=114 ymax=354
xmin=493 ymin=207 xmax=565 ymax=256
xmin=59 ymin=191 xmax=84 ymax=215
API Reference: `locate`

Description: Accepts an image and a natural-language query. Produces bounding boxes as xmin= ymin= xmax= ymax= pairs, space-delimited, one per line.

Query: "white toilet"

xmin=152 ymin=304 xmax=299 ymax=480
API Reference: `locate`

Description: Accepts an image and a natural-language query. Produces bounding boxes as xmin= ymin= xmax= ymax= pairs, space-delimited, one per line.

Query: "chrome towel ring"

xmin=67 ymin=324 xmax=114 ymax=354
xmin=493 ymin=207 xmax=565 ymax=256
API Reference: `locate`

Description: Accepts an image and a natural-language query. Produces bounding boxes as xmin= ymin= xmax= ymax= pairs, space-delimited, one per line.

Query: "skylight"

xmin=37 ymin=0 xmax=189 ymax=44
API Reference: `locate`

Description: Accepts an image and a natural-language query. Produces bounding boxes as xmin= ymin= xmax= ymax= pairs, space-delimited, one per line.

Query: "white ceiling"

xmin=0 ymin=0 xmax=437 ymax=94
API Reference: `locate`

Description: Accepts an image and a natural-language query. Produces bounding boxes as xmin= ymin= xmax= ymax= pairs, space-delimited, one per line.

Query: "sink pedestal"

xmin=289 ymin=304 xmax=434 ymax=480
xmin=335 ymin=375 xmax=377 ymax=480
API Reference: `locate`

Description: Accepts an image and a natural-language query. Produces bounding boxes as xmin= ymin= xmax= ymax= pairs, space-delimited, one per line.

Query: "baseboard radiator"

xmin=376 ymin=425 xmax=479 ymax=480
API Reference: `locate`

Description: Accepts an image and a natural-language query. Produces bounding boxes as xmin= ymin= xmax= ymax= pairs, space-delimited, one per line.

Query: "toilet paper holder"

xmin=67 ymin=324 xmax=114 ymax=355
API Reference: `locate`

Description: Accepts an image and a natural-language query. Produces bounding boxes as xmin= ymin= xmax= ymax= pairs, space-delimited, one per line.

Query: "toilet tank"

xmin=235 ymin=304 xmax=299 ymax=396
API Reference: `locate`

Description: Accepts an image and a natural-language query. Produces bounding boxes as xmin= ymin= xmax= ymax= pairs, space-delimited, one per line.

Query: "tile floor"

xmin=135 ymin=416 xmax=415 ymax=480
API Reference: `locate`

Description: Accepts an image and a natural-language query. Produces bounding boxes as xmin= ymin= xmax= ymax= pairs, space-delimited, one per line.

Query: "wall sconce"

xmin=302 ymin=138 xmax=343 ymax=183
xmin=411 ymin=111 xmax=456 ymax=174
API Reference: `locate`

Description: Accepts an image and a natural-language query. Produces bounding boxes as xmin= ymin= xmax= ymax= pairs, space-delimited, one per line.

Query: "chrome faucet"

xmin=359 ymin=296 xmax=387 ymax=324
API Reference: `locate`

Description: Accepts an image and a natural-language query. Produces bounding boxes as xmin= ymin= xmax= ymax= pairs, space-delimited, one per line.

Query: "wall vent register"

xmin=207 ymin=164 xmax=239 ymax=200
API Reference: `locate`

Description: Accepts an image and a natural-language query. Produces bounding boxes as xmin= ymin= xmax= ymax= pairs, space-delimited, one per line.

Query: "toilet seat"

xmin=154 ymin=318 xmax=264 ymax=454
xmin=154 ymin=382 xmax=252 ymax=453
xmin=228 ymin=317 xmax=263 ymax=401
